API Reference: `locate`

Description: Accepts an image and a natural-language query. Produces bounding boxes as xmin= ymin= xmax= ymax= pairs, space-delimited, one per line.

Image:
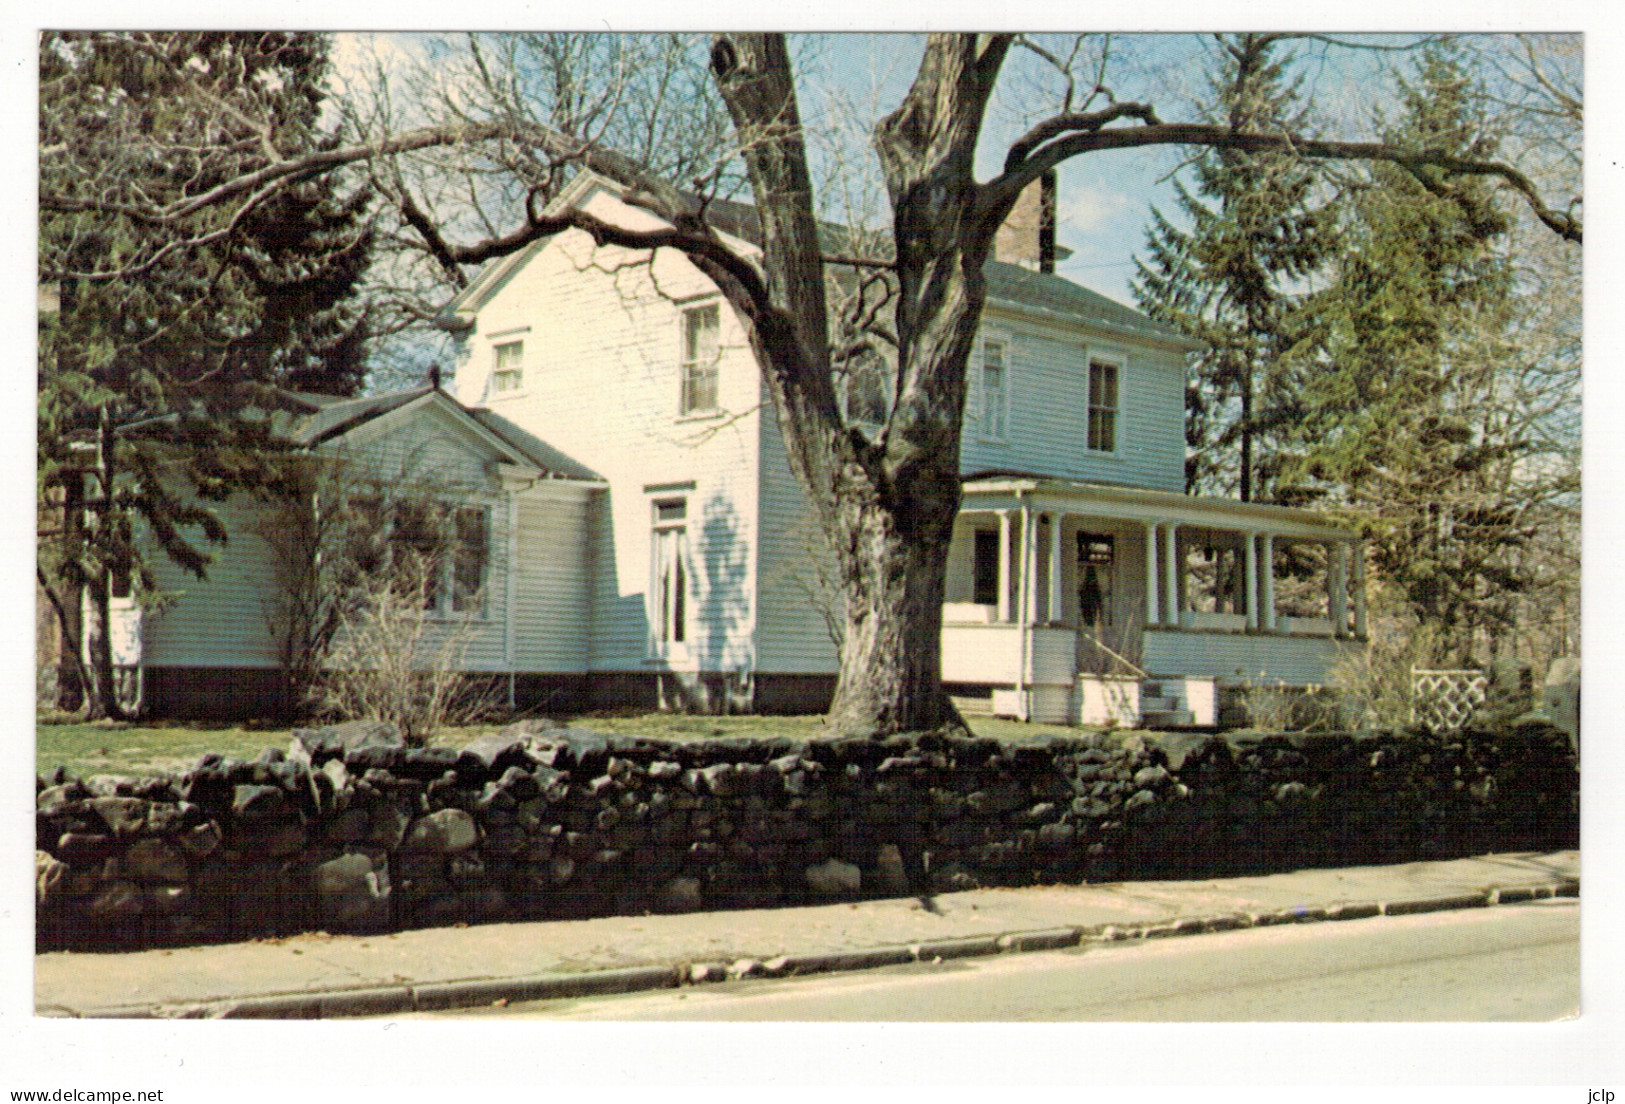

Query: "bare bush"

xmin=1329 ymin=582 xmax=1445 ymax=731
xmin=315 ymin=548 xmax=495 ymax=744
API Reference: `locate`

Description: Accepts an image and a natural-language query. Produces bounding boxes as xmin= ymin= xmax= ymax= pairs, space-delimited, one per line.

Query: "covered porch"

xmin=940 ymin=475 xmax=1365 ymax=726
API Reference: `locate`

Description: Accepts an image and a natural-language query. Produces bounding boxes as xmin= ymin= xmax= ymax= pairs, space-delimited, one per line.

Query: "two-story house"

xmin=438 ymin=171 xmax=1365 ymax=726
xmin=109 ymin=169 xmax=1363 ymax=727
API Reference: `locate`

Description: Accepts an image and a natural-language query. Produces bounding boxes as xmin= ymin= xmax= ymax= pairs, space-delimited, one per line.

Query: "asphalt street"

xmin=435 ymin=897 xmax=1578 ymax=1021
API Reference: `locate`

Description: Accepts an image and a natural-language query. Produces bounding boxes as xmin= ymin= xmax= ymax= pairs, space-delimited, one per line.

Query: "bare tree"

xmin=41 ymin=32 xmax=1581 ymax=737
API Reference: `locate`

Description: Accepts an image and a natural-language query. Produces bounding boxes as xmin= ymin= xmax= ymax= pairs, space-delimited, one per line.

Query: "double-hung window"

xmin=980 ymin=338 xmax=1008 ymax=441
xmin=1087 ymin=358 xmax=1119 ymax=453
xmin=680 ymin=305 xmax=720 ymax=415
xmin=449 ymin=506 xmax=489 ymax=613
xmin=491 ymin=340 xmax=524 ymax=394
xmin=651 ymin=498 xmax=689 ymax=649
xmin=342 ymin=496 xmax=490 ymax=617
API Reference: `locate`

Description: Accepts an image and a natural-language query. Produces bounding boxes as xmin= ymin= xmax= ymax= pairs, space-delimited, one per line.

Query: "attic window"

xmin=491 ymin=340 xmax=524 ymax=394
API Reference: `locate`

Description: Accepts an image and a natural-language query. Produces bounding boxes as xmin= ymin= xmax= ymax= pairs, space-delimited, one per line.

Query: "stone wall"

xmin=35 ymin=719 xmax=1578 ymax=951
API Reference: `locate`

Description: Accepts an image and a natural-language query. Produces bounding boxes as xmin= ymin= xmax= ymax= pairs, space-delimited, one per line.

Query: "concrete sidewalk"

xmin=35 ymin=849 xmax=1579 ymax=1019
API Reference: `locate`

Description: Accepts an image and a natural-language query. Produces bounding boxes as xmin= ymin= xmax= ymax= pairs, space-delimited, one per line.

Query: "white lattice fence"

xmin=1411 ymin=667 xmax=1488 ymax=732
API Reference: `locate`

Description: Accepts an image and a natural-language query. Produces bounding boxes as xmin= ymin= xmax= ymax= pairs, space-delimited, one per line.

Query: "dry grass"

xmin=37 ymin=710 xmax=1104 ymax=779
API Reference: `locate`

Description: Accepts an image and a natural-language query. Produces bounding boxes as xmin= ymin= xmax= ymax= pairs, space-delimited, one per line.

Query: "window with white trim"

xmin=651 ymin=498 xmax=689 ymax=648
xmin=680 ymin=305 xmax=720 ymax=415
xmin=980 ymin=338 xmax=1008 ymax=441
xmin=341 ymin=497 xmax=490 ymax=617
xmin=449 ymin=506 xmax=489 ymax=613
xmin=491 ymin=340 xmax=524 ymax=394
xmin=1087 ymin=357 xmax=1119 ymax=453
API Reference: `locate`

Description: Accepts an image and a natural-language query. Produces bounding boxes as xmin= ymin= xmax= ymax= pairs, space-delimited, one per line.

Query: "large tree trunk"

xmin=707 ymin=33 xmax=1014 ymax=737
xmin=825 ymin=473 xmax=964 ymax=736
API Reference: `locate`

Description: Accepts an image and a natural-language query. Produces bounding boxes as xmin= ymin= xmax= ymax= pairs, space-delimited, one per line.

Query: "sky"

xmin=329 ymin=30 xmax=1518 ymax=310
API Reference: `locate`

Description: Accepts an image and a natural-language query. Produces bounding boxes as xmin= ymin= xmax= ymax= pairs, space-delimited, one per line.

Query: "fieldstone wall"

xmin=35 ymin=719 xmax=1578 ymax=951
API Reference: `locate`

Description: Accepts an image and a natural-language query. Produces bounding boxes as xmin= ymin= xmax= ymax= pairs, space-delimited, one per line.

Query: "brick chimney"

xmin=994 ymin=170 xmax=1058 ymax=273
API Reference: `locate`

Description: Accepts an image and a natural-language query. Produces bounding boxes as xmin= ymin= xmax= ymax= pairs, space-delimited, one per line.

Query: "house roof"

xmin=435 ymin=170 xmax=1194 ymax=351
xmin=982 ymin=262 xmax=1196 ymax=348
xmin=961 ymin=472 xmax=1353 ymax=541
xmin=465 ymin=408 xmax=603 ymax=482
xmin=283 ymin=386 xmax=436 ymax=446
xmin=270 ymin=385 xmax=599 ymax=481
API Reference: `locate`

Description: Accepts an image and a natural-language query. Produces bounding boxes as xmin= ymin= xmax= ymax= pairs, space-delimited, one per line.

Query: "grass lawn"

xmin=36 ymin=711 xmax=1095 ymax=780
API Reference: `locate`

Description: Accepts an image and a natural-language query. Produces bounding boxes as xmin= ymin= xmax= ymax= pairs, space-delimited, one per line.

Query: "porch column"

xmin=1023 ymin=507 xmax=1041 ymax=625
xmin=1046 ymin=513 xmax=1063 ymax=623
xmin=1244 ymin=530 xmax=1259 ymax=630
xmin=997 ymin=510 xmax=1013 ymax=623
xmin=1261 ymin=532 xmax=1277 ymax=631
xmin=1330 ymin=541 xmax=1349 ymax=637
xmin=1143 ymin=520 xmax=1160 ymax=626
xmin=1352 ymin=539 xmax=1368 ymax=638
xmin=1163 ymin=522 xmax=1180 ymax=629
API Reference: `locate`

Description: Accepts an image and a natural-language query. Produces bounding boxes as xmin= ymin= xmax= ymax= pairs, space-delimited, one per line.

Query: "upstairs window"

xmin=680 ymin=305 xmax=720 ymax=415
xmin=491 ymin=340 xmax=524 ymax=394
xmin=980 ymin=339 xmax=1008 ymax=441
xmin=1087 ymin=358 xmax=1119 ymax=452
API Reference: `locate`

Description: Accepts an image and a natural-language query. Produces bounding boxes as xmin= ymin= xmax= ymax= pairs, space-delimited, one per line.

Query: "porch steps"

xmin=950 ymin=695 xmax=995 ymax=717
xmin=1140 ymin=679 xmax=1196 ymax=729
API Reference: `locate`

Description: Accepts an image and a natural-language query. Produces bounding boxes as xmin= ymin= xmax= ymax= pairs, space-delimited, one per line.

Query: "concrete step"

xmin=1141 ymin=709 xmax=1196 ymax=728
xmin=950 ymin=695 xmax=994 ymax=717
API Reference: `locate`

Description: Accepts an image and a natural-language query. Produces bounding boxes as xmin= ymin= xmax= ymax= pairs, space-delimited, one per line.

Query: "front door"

xmin=1076 ymin=531 xmax=1119 ymax=672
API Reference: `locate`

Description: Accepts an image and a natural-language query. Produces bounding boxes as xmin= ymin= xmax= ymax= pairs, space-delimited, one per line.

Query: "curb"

xmin=68 ymin=877 xmax=1578 ymax=1019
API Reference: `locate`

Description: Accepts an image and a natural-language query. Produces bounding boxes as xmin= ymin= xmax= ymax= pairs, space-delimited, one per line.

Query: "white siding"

xmin=141 ymin=496 xmax=282 ymax=668
xmin=511 ymin=484 xmax=594 ymax=672
xmin=1141 ymin=629 xmax=1350 ymax=687
xmin=140 ymin=402 xmax=526 ymax=675
xmin=455 ymin=186 xmax=761 ymax=675
xmin=961 ymin=307 xmax=1186 ymax=492
xmin=752 ymin=405 xmax=840 ymax=675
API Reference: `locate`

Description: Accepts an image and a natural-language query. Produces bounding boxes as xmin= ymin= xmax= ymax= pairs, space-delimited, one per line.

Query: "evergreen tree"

xmin=1281 ymin=42 xmax=1557 ymax=666
xmin=38 ymin=32 xmax=373 ymax=717
xmin=1133 ymin=34 xmax=1334 ymax=501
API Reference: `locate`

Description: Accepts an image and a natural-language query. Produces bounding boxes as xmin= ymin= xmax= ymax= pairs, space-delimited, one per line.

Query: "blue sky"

xmin=791 ymin=32 xmax=1411 ymax=305
xmin=330 ymin=31 xmax=1407 ymax=308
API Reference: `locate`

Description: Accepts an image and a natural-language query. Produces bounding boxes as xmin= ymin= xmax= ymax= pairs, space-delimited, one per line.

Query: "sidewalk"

xmin=35 ymin=849 xmax=1579 ymax=1019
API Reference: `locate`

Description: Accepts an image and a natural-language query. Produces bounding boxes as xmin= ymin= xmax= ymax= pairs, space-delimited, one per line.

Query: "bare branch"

xmin=991 ymin=120 xmax=1580 ymax=243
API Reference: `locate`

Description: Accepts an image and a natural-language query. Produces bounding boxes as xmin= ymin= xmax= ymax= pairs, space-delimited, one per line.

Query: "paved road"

xmin=425 ymin=898 xmax=1578 ymax=1021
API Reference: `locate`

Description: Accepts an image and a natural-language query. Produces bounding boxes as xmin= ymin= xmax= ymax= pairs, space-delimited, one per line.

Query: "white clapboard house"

xmin=122 ymin=170 xmax=1365 ymax=726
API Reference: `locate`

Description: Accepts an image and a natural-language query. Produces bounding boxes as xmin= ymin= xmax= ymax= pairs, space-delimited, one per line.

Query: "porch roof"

xmin=960 ymin=473 xmax=1354 ymax=542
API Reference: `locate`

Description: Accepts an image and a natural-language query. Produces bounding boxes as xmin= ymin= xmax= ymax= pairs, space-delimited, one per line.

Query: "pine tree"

xmin=1281 ymin=42 xmax=1553 ymax=666
xmin=39 ymin=32 xmax=374 ymax=717
xmin=1133 ymin=34 xmax=1334 ymax=501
